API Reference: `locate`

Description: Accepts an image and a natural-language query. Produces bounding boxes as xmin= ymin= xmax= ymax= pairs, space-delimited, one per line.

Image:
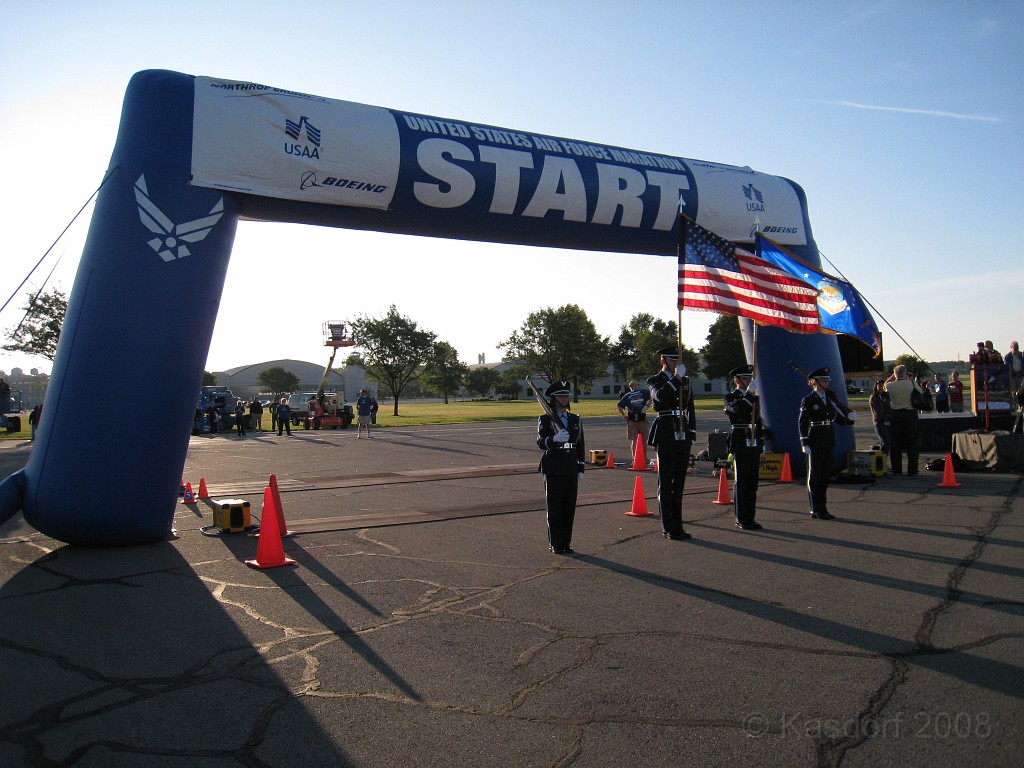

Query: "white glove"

xmin=802 ymin=445 xmax=812 ymax=455
xmin=847 ymin=411 xmax=857 ymax=422
xmin=746 ymin=379 xmax=758 ymax=395
xmin=553 ymin=428 xmax=570 ymax=443
xmin=578 ymin=472 xmax=584 ymax=481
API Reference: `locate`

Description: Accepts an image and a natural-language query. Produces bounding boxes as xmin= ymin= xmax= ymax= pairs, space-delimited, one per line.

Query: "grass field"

xmin=0 ymin=393 xmax=879 ymax=440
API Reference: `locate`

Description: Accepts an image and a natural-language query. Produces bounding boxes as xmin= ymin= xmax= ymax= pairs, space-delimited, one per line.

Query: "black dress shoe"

xmin=735 ymin=522 xmax=763 ymax=531
xmin=810 ymin=512 xmax=835 ymax=520
xmin=663 ymin=531 xmax=692 ymax=540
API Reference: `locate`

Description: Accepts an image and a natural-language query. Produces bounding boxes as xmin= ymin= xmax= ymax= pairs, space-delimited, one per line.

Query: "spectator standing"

xmin=947 ymin=371 xmax=965 ymax=413
xmin=932 ymin=373 xmax=950 ymax=413
xmin=916 ymin=375 xmax=934 ymax=413
xmin=884 ymin=364 xmax=922 ymax=475
xmin=28 ymin=404 xmax=42 ymax=441
xmin=1005 ymin=341 xmax=1024 ymax=409
xmin=276 ymin=398 xmax=292 ymax=436
xmin=370 ymin=394 xmax=379 ymax=425
xmin=355 ymin=389 xmax=374 ymax=438
xmin=234 ymin=400 xmax=247 ymax=437
xmin=869 ymin=380 xmax=891 ymax=455
xmin=250 ymin=397 xmax=264 ymax=431
xmin=616 ymin=380 xmax=651 ymax=457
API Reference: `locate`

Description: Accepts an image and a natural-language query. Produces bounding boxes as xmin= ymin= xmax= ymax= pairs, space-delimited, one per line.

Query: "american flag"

xmin=677 ymin=216 xmax=820 ymax=332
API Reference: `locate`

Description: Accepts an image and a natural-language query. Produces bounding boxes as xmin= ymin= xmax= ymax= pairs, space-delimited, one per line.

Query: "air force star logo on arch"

xmin=134 ymin=174 xmax=224 ymax=262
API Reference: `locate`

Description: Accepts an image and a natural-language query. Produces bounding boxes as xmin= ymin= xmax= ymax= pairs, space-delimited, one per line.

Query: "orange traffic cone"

xmin=625 ymin=475 xmax=652 ymax=517
xmin=198 ymin=477 xmax=211 ymax=499
xmin=268 ymin=474 xmax=293 ymax=537
xmin=604 ymin=451 xmax=615 ymax=469
xmin=712 ymin=467 xmax=733 ymax=505
xmin=778 ymin=453 xmax=794 ymax=483
xmin=246 ymin=486 xmax=297 ymax=569
xmin=630 ymin=435 xmax=649 ymax=471
xmin=181 ymin=482 xmax=196 ymax=504
xmin=937 ymin=453 xmax=961 ymax=488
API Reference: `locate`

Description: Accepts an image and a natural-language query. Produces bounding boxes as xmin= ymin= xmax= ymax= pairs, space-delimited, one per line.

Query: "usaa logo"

xmin=284 ymin=116 xmax=321 ymax=159
xmin=742 ymin=183 xmax=764 ymax=212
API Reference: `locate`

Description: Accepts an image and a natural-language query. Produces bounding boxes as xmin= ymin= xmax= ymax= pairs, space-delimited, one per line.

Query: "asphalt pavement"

xmin=0 ymin=415 xmax=1021 ymax=767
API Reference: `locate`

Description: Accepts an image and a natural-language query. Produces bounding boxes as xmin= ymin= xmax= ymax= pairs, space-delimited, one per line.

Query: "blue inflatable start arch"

xmin=0 ymin=70 xmax=850 ymax=545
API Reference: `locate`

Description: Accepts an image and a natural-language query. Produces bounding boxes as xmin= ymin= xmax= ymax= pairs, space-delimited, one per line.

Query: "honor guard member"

xmin=724 ymin=364 xmax=763 ymax=530
xmin=536 ymin=380 xmax=585 ymax=554
xmin=798 ymin=367 xmax=856 ymax=519
xmin=647 ymin=346 xmax=696 ymax=540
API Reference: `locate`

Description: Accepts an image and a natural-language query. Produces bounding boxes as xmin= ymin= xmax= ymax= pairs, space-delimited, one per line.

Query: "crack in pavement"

xmin=812 ymin=476 xmax=1022 ymax=768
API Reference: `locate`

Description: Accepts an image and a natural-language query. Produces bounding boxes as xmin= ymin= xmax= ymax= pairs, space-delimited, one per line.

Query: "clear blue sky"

xmin=2 ymin=1 xmax=1021 ymax=377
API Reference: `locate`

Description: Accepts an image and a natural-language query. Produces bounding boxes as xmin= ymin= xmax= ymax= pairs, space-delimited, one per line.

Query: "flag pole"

xmin=677 ymin=209 xmax=685 ymax=419
xmin=750 ymin=321 xmax=760 ymax=439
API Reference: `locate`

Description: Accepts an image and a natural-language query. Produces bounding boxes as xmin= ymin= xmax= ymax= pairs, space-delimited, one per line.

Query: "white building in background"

xmin=0 ymin=367 xmax=50 ymax=409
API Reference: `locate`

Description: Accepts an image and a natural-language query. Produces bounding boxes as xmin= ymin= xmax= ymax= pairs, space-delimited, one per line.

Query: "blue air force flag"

xmin=754 ymin=234 xmax=882 ymax=358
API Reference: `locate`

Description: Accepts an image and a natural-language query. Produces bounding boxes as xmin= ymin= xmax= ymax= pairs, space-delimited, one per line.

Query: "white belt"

xmin=658 ymin=410 xmax=681 ymax=416
xmin=809 ymin=420 xmax=832 ymax=426
xmin=559 ymin=442 xmax=577 ymax=449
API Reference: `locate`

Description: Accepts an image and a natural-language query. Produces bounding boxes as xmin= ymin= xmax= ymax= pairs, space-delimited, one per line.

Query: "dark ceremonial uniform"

xmin=647 ymin=366 xmax=696 ymax=539
xmin=537 ymin=384 xmax=585 ymax=554
xmin=798 ymin=368 xmax=854 ymax=519
xmin=724 ymin=368 xmax=763 ymax=529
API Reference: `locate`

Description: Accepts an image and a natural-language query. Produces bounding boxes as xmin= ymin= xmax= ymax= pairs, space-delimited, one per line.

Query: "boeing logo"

xmin=299 ymin=171 xmax=388 ymax=195
xmin=134 ymin=175 xmax=224 ymax=262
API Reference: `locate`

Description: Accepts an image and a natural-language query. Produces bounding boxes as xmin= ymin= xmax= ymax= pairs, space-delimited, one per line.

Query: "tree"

xmin=3 ymin=288 xmax=67 ymax=361
xmin=496 ymin=365 xmax=527 ymax=399
xmin=421 ymin=341 xmax=468 ymax=404
xmin=351 ymin=305 xmax=436 ymax=415
xmin=202 ymin=371 xmax=218 ymax=386
xmin=891 ymin=354 xmax=929 ymax=379
xmin=699 ymin=315 xmax=746 ymax=382
xmin=610 ymin=313 xmax=698 ymax=383
xmin=499 ymin=304 xmax=610 ymax=401
xmin=257 ymin=366 xmax=300 ymax=397
xmin=464 ymin=367 xmax=501 ymax=398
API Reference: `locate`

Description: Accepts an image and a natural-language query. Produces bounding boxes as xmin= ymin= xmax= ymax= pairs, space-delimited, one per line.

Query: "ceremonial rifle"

xmin=788 ymin=360 xmax=854 ymax=419
xmin=525 ymin=374 xmax=556 ymax=420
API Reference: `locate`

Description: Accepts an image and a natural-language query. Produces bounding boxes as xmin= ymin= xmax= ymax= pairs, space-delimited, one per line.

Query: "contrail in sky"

xmin=812 ymin=99 xmax=999 ymax=123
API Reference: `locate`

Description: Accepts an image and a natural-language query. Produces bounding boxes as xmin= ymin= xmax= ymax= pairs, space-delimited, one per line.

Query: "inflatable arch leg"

xmin=741 ymin=321 xmax=854 ymax=476
xmin=0 ymin=71 xmax=239 ymax=545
